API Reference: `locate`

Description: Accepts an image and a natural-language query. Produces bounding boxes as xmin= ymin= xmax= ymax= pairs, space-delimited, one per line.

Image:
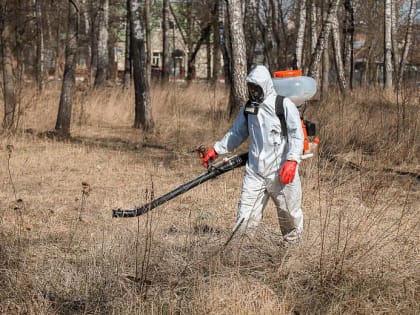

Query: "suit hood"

xmin=246 ymin=65 xmax=276 ymax=101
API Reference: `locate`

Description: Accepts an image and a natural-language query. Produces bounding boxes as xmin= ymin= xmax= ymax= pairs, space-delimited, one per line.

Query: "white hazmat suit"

xmin=213 ymin=65 xmax=304 ymax=242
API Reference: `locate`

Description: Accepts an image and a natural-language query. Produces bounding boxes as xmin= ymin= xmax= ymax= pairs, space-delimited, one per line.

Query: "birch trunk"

xmin=144 ymin=0 xmax=151 ymax=83
xmin=310 ymin=0 xmax=318 ymax=55
xmin=226 ymin=0 xmax=248 ymax=117
xmin=130 ymin=0 xmax=153 ymax=131
xmin=384 ymin=0 xmax=393 ymax=90
xmin=244 ymin=0 xmax=257 ymax=70
xmin=219 ymin=0 xmax=231 ymax=86
xmin=34 ymin=0 xmax=45 ymax=91
xmin=321 ymin=8 xmax=329 ymax=97
xmin=308 ymin=0 xmax=341 ymax=83
xmin=295 ymin=0 xmax=307 ymax=70
xmin=81 ymin=0 xmax=91 ymax=81
xmin=0 ymin=3 xmax=16 ymax=130
xmin=270 ymin=0 xmax=281 ymax=69
xmin=95 ymin=0 xmax=109 ymax=86
xmin=161 ymin=0 xmax=171 ymax=81
xmin=321 ymin=44 xmax=330 ymax=96
xmin=343 ymin=0 xmax=354 ymax=89
xmin=123 ymin=0 xmax=131 ymax=89
xmin=274 ymin=0 xmax=289 ymax=69
xmin=391 ymin=0 xmax=400 ymax=76
xmin=396 ymin=0 xmax=415 ymax=90
xmin=211 ymin=0 xmax=221 ymax=85
xmin=55 ymin=1 xmax=79 ymax=138
xmin=332 ymin=14 xmax=347 ymax=94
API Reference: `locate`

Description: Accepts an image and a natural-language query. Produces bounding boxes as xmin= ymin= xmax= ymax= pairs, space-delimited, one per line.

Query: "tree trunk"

xmin=321 ymin=44 xmax=330 ymax=97
xmin=332 ymin=14 xmax=347 ymax=94
xmin=206 ymin=35 xmax=211 ymax=81
xmin=274 ymin=0 xmax=289 ymax=69
xmin=55 ymin=0 xmax=79 ymax=138
xmin=89 ymin=0 xmax=97 ymax=83
xmin=53 ymin=1 xmax=64 ymax=79
xmin=15 ymin=0 xmax=24 ymax=84
xmin=396 ymin=0 xmax=415 ymax=90
xmin=130 ymin=0 xmax=153 ymax=131
xmin=0 ymin=3 xmax=16 ymax=130
xmin=144 ymin=0 xmax=151 ymax=83
xmin=270 ymin=0 xmax=281 ymax=69
xmin=384 ymin=0 xmax=393 ymax=90
xmin=123 ymin=0 xmax=131 ymax=89
xmin=219 ymin=0 xmax=231 ymax=86
xmin=34 ymin=0 xmax=45 ymax=91
xmin=186 ymin=25 xmax=211 ymax=82
xmin=185 ymin=1 xmax=194 ymax=82
xmin=310 ymin=0 xmax=319 ymax=55
xmin=161 ymin=0 xmax=171 ymax=81
xmin=94 ymin=0 xmax=109 ymax=86
xmin=226 ymin=0 xmax=247 ymax=117
xmin=295 ymin=0 xmax=307 ymax=70
xmin=81 ymin=0 xmax=91 ymax=74
xmin=391 ymin=0 xmax=400 ymax=77
xmin=257 ymin=2 xmax=275 ymax=71
xmin=321 ymin=9 xmax=329 ymax=97
xmin=211 ymin=0 xmax=221 ymax=85
xmin=308 ymin=0 xmax=340 ymax=83
xmin=244 ymin=0 xmax=257 ymax=70
xmin=343 ymin=0 xmax=354 ymax=89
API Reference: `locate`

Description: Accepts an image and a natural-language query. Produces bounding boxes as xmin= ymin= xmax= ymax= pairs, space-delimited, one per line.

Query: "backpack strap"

xmin=243 ymin=95 xmax=288 ymax=138
xmin=275 ymin=95 xmax=287 ymax=138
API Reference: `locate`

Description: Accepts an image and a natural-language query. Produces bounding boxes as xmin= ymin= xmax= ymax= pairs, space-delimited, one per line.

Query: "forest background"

xmin=0 ymin=0 xmax=419 ymax=314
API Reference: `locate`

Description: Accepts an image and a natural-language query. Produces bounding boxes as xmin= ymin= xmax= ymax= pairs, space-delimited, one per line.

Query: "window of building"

xmin=152 ymin=52 xmax=162 ymax=68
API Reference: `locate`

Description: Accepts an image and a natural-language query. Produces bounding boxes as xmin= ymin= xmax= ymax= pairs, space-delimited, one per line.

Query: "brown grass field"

xmin=0 ymin=82 xmax=419 ymax=314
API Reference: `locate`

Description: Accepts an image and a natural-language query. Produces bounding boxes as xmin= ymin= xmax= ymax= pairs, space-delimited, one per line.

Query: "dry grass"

xmin=0 ymin=82 xmax=419 ymax=314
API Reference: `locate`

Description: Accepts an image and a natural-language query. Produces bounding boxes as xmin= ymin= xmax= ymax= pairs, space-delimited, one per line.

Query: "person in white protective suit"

xmin=202 ymin=65 xmax=304 ymax=244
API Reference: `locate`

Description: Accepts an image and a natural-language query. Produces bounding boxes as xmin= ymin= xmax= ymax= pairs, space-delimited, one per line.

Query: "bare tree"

xmin=81 ymin=0 xmax=91 ymax=74
xmin=396 ymin=0 xmax=416 ymax=90
xmin=343 ymin=0 xmax=354 ymax=89
xmin=94 ymin=0 xmax=109 ymax=86
xmin=34 ymin=0 xmax=45 ymax=91
xmin=226 ymin=0 xmax=248 ymax=117
xmin=244 ymin=0 xmax=258 ymax=69
xmin=321 ymin=40 xmax=330 ymax=96
xmin=130 ymin=0 xmax=153 ymax=131
xmin=184 ymin=1 xmax=194 ymax=81
xmin=321 ymin=7 xmax=330 ymax=96
xmin=272 ymin=0 xmax=291 ymax=69
xmin=55 ymin=0 xmax=79 ymax=138
xmin=123 ymin=0 xmax=131 ymax=89
xmin=331 ymin=13 xmax=347 ymax=94
xmin=308 ymin=0 xmax=340 ymax=83
xmin=0 ymin=2 xmax=16 ymax=130
xmin=161 ymin=0 xmax=171 ymax=81
xmin=211 ymin=0 xmax=221 ymax=85
xmin=219 ymin=0 xmax=231 ymax=85
xmin=310 ymin=0 xmax=319 ymax=56
xmin=186 ymin=24 xmax=211 ymax=82
xmin=384 ymin=0 xmax=393 ymax=90
xmin=391 ymin=0 xmax=400 ymax=77
xmin=295 ymin=0 xmax=307 ymax=70
xmin=144 ymin=0 xmax=151 ymax=83
xmin=257 ymin=1 xmax=276 ymax=70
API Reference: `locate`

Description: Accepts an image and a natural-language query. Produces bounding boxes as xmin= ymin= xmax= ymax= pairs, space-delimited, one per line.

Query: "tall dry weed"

xmin=0 ymin=83 xmax=418 ymax=314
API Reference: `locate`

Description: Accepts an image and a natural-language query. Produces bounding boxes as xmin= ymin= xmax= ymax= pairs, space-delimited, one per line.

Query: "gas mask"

xmin=245 ymin=82 xmax=264 ymax=115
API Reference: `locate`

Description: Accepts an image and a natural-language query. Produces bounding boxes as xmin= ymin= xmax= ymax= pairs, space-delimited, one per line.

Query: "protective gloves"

xmin=202 ymin=148 xmax=218 ymax=169
xmin=279 ymin=160 xmax=297 ymax=184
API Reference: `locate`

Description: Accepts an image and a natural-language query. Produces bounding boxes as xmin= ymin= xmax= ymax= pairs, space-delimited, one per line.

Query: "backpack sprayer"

xmin=272 ymin=70 xmax=320 ymax=159
xmin=112 ymin=70 xmax=319 ymax=218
